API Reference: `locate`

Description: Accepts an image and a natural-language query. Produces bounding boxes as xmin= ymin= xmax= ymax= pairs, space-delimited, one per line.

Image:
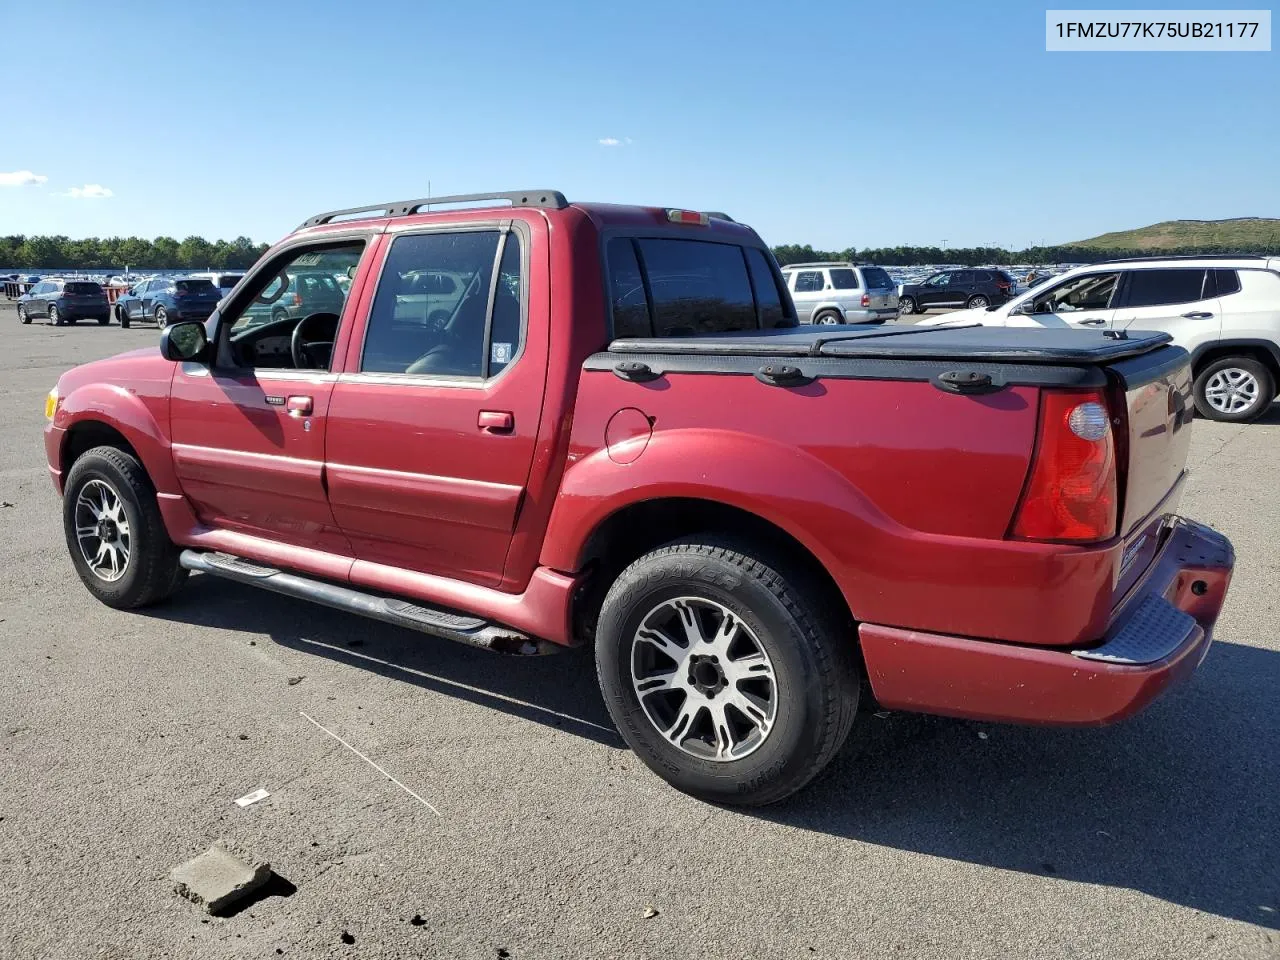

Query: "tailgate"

xmin=1108 ymin=345 xmax=1194 ymax=538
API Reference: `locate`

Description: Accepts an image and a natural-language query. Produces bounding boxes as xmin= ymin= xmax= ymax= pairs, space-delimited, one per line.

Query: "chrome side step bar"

xmin=178 ymin=550 xmax=556 ymax=655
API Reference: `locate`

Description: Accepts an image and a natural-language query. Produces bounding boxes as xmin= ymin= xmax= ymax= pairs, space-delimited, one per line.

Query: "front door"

xmin=920 ymin=272 xmax=953 ymax=310
xmin=167 ymin=238 xmax=371 ymax=554
xmin=1025 ymin=271 xmax=1121 ymax=329
xmin=325 ymin=220 xmax=547 ymax=589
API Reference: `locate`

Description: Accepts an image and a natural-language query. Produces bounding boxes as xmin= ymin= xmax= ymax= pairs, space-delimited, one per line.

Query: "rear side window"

xmin=793 ymin=271 xmax=824 ymax=293
xmin=1123 ymin=269 xmax=1207 ymax=308
xmin=606 ymin=238 xmax=795 ymax=338
xmin=1213 ymin=269 xmax=1241 ymax=297
xmin=829 ymin=268 xmax=859 ymax=290
xmin=859 ymin=267 xmax=894 ymax=289
xmin=64 ymin=282 xmax=102 ymax=294
xmin=216 ymin=274 xmax=243 ymax=288
xmin=973 ymin=271 xmax=992 ymax=282
xmin=361 ymin=230 xmax=523 ymax=378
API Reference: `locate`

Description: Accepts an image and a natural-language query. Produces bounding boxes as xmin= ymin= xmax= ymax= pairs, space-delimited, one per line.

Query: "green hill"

xmin=1068 ymin=218 xmax=1280 ymax=250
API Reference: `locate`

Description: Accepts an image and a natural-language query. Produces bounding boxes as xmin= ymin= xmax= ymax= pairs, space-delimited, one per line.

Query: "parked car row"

xmin=918 ymin=255 xmax=1280 ymax=423
xmin=16 ymin=279 xmax=111 ymax=326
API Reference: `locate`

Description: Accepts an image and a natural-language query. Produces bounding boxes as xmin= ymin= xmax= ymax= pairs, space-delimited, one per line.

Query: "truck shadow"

xmin=148 ymin=574 xmax=623 ymax=747
xmin=149 ymin=577 xmax=1277 ymax=927
xmin=759 ymin=638 xmax=1280 ymax=930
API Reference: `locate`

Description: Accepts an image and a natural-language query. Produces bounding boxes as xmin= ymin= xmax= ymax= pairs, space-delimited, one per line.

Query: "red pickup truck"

xmin=43 ymin=190 xmax=1233 ymax=805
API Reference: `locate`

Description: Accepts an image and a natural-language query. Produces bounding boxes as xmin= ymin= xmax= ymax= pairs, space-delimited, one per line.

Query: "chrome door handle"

xmin=1181 ymin=311 xmax=1214 ymax=319
xmin=286 ymin=395 xmax=313 ymax=416
xmin=1079 ymin=317 xmax=1107 ymax=325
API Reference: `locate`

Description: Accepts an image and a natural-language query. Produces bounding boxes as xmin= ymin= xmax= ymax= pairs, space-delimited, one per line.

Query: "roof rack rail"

xmin=299 ymin=190 xmax=569 ymax=229
xmin=1097 ymin=253 xmax=1266 ymax=264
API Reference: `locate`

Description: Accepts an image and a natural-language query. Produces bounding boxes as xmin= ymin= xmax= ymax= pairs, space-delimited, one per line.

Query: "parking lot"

xmin=2 ymin=303 xmax=1278 ymax=960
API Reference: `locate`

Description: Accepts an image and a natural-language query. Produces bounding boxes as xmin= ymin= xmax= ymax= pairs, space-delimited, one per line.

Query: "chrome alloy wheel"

xmin=630 ymin=597 xmax=778 ymax=761
xmin=74 ymin=479 xmax=132 ymax=582
xmin=1204 ymin=367 xmax=1260 ymax=415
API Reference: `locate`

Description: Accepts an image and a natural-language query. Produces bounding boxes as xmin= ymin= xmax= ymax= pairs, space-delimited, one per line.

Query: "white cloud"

xmin=0 ymin=170 xmax=48 ymax=187
xmin=61 ymin=184 xmax=114 ymax=199
xmin=598 ymin=137 xmax=621 ymax=147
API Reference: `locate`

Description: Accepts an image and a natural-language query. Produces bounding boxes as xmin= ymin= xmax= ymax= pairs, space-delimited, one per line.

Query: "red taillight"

xmin=666 ymin=208 xmax=709 ymax=225
xmin=861 ymin=293 xmax=871 ymax=307
xmin=1011 ymin=391 xmax=1117 ymax=543
xmin=996 ymin=280 xmax=1011 ymax=290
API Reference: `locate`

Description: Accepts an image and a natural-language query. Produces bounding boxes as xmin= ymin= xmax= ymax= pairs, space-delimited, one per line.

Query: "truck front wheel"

xmin=595 ymin=538 xmax=859 ymax=806
xmin=62 ymin=445 xmax=188 ymax=609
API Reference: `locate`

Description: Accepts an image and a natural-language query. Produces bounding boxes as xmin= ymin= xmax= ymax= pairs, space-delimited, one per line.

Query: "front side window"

xmin=927 ymin=273 xmax=951 ymax=286
xmin=223 ymin=241 xmax=365 ymax=369
xmin=829 ymin=268 xmax=859 ymax=290
xmin=1033 ymin=272 xmax=1120 ymax=313
xmin=361 ymin=230 xmax=523 ymax=378
xmin=793 ymin=271 xmax=824 ymax=293
xmin=1123 ymin=269 xmax=1207 ymax=308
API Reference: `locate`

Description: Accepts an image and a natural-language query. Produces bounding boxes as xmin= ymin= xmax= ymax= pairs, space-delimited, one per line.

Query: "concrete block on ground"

xmin=171 ymin=844 xmax=272 ymax=914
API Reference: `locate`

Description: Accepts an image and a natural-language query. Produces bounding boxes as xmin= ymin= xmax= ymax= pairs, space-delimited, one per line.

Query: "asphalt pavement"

xmin=1 ymin=303 xmax=1278 ymax=960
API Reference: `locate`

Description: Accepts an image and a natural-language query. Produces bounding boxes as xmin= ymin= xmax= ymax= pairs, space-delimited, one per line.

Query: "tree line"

xmin=0 ymin=235 xmax=271 ymax=271
xmin=771 ymin=242 xmax=1280 ymax=267
xmin=6 ymin=233 xmax=1278 ymax=273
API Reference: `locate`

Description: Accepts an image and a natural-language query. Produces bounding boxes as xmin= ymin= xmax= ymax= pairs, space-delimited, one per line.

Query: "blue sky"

xmin=2 ymin=0 xmax=1275 ymax=249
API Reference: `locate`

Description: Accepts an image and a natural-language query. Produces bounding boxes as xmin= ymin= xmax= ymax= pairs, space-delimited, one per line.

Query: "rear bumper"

xmin=860 ymin=518 xmax=1233 ymax=726
xmin=843 ymin=308 xmax=898 ymax=324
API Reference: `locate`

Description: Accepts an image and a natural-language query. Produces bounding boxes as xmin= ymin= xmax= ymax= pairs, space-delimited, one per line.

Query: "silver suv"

xmin=781 ymin=262 xmax=900 ymax=325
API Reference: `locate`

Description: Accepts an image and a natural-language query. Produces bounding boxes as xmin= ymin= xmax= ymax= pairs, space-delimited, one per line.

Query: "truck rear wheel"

xmin=62 ymin=445 xmax=188 ymax=609
xmin=595 ymin=538 xmax=859 ymax=806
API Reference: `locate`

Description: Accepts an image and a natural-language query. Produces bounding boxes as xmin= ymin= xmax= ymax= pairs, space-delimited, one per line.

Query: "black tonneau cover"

xmin=608 ymin=325 xmax=1173 ymax=365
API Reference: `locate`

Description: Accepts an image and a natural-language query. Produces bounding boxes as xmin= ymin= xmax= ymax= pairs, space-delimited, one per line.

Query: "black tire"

xmin=154 ymin=306 xmax=169 ymax=329
xmin=966 ymin=295 xmax=989 ymax=309
xmin=1192 ymin=356 xmax=1276 ymax=423
xmin=62 ymin=446 xmax=188 ymax=609
xmin=17 ymin=304 xmax=29 ymax=324
xmin=595 ymin=538 xmax=860 ymax=806
xmin=49 ymin=305 xmax=62 ymax=326
xmin=899 ymin=296 xmax=917 ymax=315
xmin=118 ymin=306 xmax=130 ymax=329
xmin=272 ymin=308 xmax=290 ymax=325
xmin=97 ymin=314 xmax=110 ymax=326
xmin=813 ymin=310 xmax=843 ymax=326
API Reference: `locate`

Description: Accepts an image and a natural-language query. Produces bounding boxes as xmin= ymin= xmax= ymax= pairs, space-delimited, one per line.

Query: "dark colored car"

xmin=42 ymin=189 xmax=1232 ymax=807
xmin=898 ymin=268 xmax=1015 ymax=315
xmin=114 ymin=277 xmax=222 ymax=329
xmin=17 ymin=279 xmax=110 ymax=326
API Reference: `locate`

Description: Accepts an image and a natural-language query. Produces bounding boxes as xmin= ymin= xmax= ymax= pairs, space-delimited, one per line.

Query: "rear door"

xmin=859 ymin=267 xmax=897 ymax=312
xmin=325 ymin=217 xmax=548 ymax=589
xmin=1113 ymin=268 xmax=1221 ymax=347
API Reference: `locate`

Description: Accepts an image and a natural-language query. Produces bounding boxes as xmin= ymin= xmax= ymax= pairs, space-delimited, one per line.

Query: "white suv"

xmin=917 ymin=256 xmax=1280 ymax=422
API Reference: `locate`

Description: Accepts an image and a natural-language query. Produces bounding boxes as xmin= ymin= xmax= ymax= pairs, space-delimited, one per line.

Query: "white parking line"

xmin=298 ymin=710 xmax=443 ymax=817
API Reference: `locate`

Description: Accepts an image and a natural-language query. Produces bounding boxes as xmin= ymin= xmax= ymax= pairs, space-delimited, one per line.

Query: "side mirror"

xmin=1010 ymin=299 xmax=1035 ymax=316
xmin=161 ymin=321 xmax=209 ymax=362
